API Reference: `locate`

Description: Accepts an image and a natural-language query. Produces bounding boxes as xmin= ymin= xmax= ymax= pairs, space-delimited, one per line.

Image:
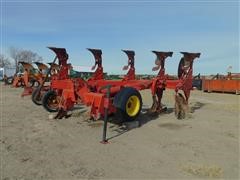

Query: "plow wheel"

xmin=5 ymin=77 xmax=13 ymax=85
xmin=174 ymin=92 xmax=188 ymax=119
xmin=114 ymin=87 xmax=142 ymax=122
xmin=32 ymin=87 xmax=44 ymax=105
xmin=42 ymin=90 xmax=60 ymax=112
xmin=17 ymin=80 xmax=24 ymax=87
xmin=29 ymin=79 xmax=40 ymax=87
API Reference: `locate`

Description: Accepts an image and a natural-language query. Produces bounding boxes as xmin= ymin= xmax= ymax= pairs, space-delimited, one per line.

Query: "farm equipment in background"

xmin=31 ymin=50 xmax=95 ymax=108
xmin=48 ymin=62 xmax=60 ymax=76
xmin=32 ymin=47 xmax=67 ymax=108
xmin=202 ymin=72 xmax=240 ymax=94
xmin=34 ymin=62 xmax=48 ymax=77
xmin=20 ymin=62 xmax=49 ymax=97
xmin=192 ymin=73 xmax=202 ymax=90
xmin=31 ymin=62 xmax=60 ymax=106
xmin=38 ymin=47 xmax=200 ymax=122
xmin=12 ymin=61 xmax=43 ymax=89
xmin=3 ymin=75 xmax=14 ymax=85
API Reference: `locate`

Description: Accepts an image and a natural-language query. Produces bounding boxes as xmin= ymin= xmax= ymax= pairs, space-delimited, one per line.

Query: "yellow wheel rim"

xmin=126 ymin=95 xmax=140 ymax=117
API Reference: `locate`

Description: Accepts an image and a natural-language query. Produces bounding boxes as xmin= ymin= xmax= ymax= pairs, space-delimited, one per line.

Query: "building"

xmin=0 ymin=67 xmax=15 ymax=80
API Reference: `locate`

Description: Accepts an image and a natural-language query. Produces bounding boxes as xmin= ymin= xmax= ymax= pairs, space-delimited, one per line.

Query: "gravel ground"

xmin=1 ymin=82 xmax=239 ymax=179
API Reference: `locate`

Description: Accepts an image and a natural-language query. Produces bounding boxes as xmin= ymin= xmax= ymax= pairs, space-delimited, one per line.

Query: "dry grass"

xmin=181 ymin=163 xmax=223 ymax=178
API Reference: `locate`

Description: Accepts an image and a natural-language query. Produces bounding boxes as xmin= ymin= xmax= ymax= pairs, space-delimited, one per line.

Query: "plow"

xmin=12 ymin=61 xmax=39 ymax=88
xmin=32 ymin=47 xmax=201 ymax=124
xmin=12 ymin=61 xmax=49 ymax=97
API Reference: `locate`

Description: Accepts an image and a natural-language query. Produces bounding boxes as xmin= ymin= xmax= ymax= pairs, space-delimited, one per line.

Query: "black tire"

xmin=178 ymin=57 xmax=184 ymax=79
xmin=34 ymin=80 xmax=40 ymax=87
xmin=29 ymin=79 xmax=40 ymax=87
xmin=113 ymin=87 xmax=142 ymax=123
xmin=32 ymin=87 xmax=43 ymax=105
xmin=42 ymin=90 xmax=59 ymax=112
xmin=17 ymin=80 xmax=24 ymax=87
xmin=6 ymin=77 xmax=13 ymax=84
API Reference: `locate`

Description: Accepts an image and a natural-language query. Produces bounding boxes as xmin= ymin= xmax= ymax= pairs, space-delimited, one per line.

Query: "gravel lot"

xmin=1 ymin=82 xmax=239 ymax=179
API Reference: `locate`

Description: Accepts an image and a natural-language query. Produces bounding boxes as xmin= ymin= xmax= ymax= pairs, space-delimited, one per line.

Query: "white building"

xmin=0 ymin=67 xmax=15 ymax=80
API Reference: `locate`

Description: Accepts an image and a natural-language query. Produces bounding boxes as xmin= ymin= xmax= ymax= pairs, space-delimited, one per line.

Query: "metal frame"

xmin=43 ymin=47 xmax=200 ymax=120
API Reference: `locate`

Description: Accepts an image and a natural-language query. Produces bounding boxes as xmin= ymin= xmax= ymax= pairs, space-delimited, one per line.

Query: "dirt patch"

xmin=87 ymin=121 xmax=103 ymax=128
xmin=158 ymin=123 xmax=188 ymax=130
xmin=1 ymin=84 xmax=239 ymax=179
xmin=180 ymin=163 xmax=223 ymax=178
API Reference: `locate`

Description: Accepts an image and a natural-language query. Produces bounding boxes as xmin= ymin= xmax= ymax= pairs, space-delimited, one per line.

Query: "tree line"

xmin=0 ymin=47 xmax=43 ymax=73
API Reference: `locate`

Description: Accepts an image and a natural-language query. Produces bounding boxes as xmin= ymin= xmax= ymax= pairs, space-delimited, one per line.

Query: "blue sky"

xmin=1 ymin=0 xmax=239 ymax=75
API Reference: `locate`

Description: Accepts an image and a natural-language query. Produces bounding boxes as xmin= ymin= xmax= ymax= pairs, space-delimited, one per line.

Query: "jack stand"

xmin=100 ymin=85 xmax=111 ymax=144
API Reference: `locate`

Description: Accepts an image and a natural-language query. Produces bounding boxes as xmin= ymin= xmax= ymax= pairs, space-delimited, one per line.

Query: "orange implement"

xmin=202 ymin=79 xmax=240 ymax=94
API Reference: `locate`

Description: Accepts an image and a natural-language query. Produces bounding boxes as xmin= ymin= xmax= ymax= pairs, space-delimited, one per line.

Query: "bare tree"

xmin=9 ymin=47 xmax=20 ymax=73
xmin=17 ymin=50 xmax=43 ymax=63
xmin=0 ymin=54 xmax=12 ymax=68
xmin=9 ymin=47 xmax=43 ymax=73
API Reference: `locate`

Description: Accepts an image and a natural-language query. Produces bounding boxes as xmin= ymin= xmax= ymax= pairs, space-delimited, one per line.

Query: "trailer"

xmin=202 ymin=73 xmax=240 ymax=94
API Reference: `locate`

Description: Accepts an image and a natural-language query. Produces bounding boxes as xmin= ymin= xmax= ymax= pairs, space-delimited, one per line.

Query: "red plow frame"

xmin=38 ymin=47 xmax=200 ymax=121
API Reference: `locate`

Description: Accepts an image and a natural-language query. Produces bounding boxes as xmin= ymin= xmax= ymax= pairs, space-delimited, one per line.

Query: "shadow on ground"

xmin=106 ymin=105 xmax=173 ymax=141
xmin=190 ymin=101 xmax=206 ymax=113
xmin=70 ymin=102 xmax=205 ymax=141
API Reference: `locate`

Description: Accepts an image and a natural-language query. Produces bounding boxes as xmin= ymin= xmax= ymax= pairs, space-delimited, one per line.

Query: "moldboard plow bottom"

xmin=35 ymin=47 xmax=200 ymax=123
